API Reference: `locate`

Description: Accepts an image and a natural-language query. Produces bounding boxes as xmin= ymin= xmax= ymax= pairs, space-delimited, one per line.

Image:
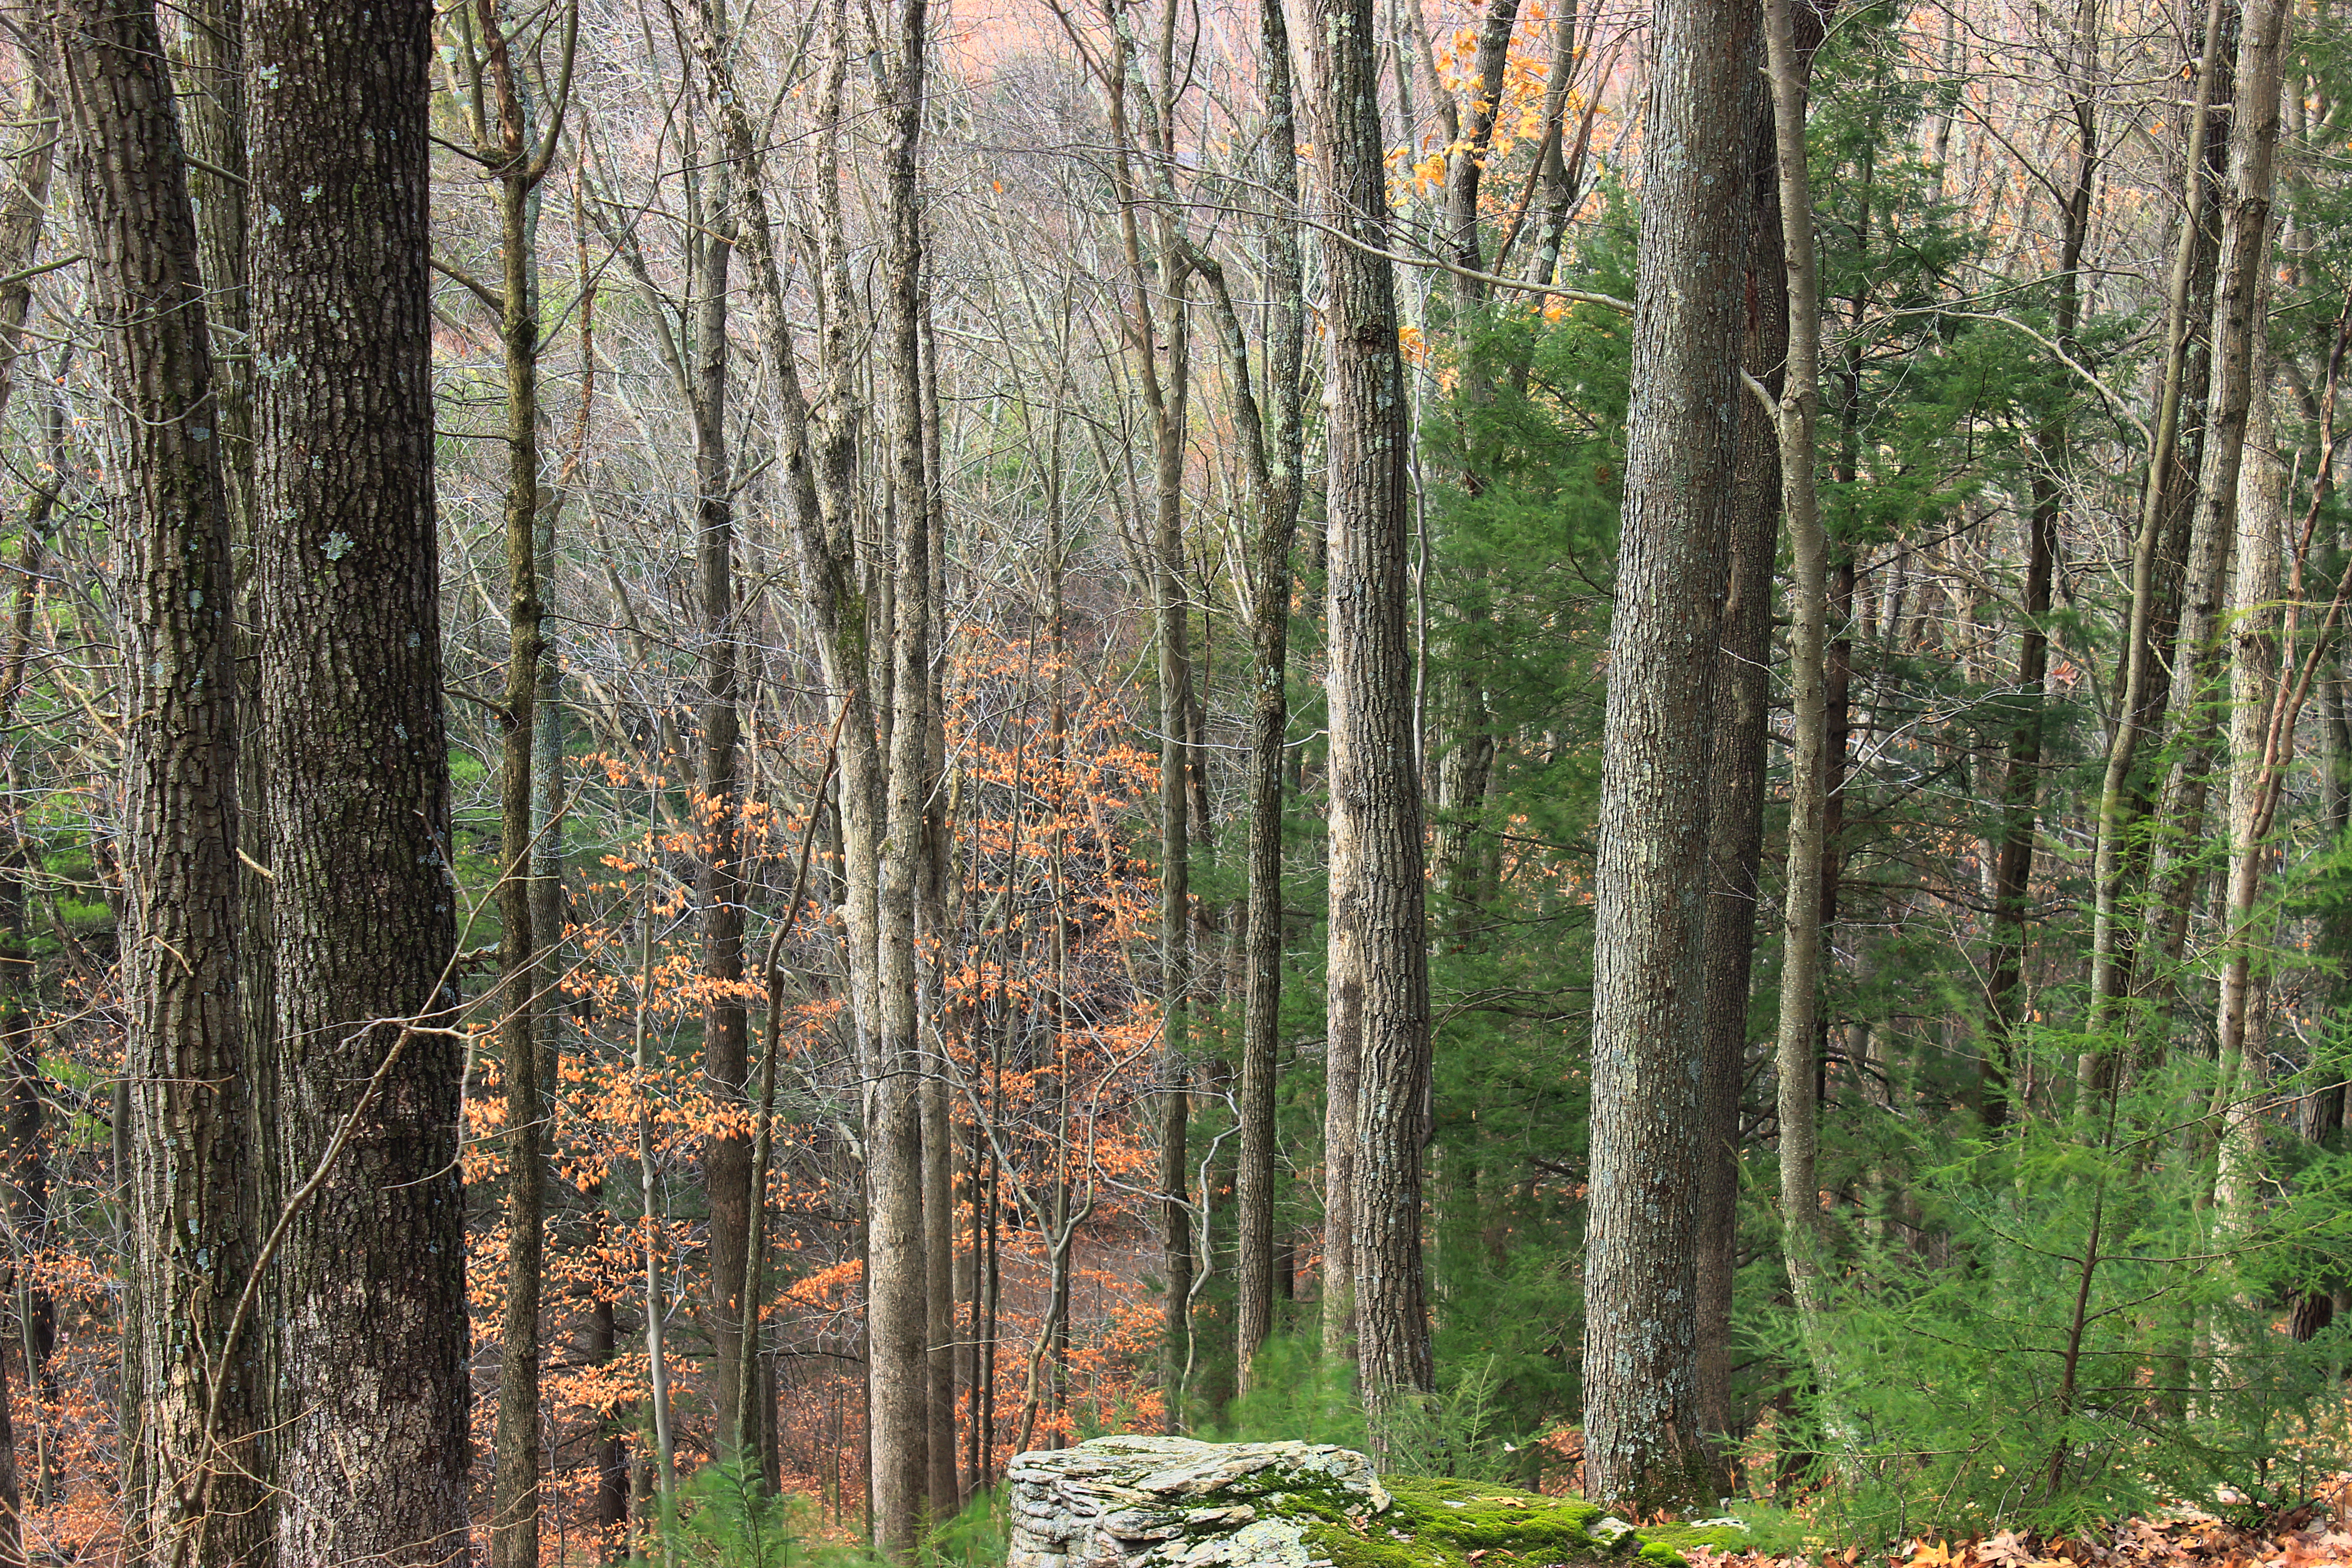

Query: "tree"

xmin=1581 ymin=0 xmax=1756 ymax=1507
xmin=250 ymin=2 xmax=470 ymax=1559
xmin=873 ymin=0 xmax=937 ymax=1548
xmin=1234 ymin=0 xmax=1307 ymax=1396
xmin=441 ymin=4 xmax=578 ymax=1563
xmin=1763 ymin=0 xmax=1840 ymax=1450
xmin=58 ymin=1 xmax=262 ymax=1559
xmin=1307 ymin=0 xmax=1434 ymax=1437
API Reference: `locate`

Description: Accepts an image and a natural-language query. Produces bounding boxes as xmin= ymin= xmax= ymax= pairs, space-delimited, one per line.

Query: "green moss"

xmin=1252 ymin=1474 xmax=1726 ymax=1568
xmin=1635 ymin=1523 xmax=1755 ymax=1559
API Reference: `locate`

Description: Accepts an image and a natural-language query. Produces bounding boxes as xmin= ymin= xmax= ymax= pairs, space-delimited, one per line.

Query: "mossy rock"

xmin=1002 ymin=1437 xmax=1749 ymax=1568
xmin=1285 ymin=1476 xmax=1748 ymax=1568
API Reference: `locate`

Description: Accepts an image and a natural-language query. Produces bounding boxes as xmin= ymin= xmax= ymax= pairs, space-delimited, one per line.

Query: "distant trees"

xmin=20 ymin=0 xmax=2352 ymax=1555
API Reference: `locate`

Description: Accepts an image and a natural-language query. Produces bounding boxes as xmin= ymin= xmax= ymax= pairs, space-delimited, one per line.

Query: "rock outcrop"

xmin=1002 ymin=1435 xmax=1749 ymax=1568
xmin=1006 ymin=1436 xmax=1384 ymax=1567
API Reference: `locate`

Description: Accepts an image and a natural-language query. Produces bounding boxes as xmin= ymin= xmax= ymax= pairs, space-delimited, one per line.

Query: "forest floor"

xmin=1688 ymin=1473 xmax=2352 ymax=1568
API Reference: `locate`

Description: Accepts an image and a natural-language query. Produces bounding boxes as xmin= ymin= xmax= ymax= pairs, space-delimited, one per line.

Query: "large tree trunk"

xmin=250 ymin=3 xmax=469 ymax=1560
xmin=1581 ymin=0 xmax=1754 ymax=1508
xmin=59 ymin=3 xmax=262 ymax=1559
xmin=1307 ymin=0 xmax=1434 ymax=1438
xmin=1235 ymin=0 xmax=1306 ymax=1395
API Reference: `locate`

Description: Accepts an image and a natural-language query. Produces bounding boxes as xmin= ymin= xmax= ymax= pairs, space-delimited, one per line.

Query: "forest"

xmin=5 ymin=0 xmax=2352 ymax=1563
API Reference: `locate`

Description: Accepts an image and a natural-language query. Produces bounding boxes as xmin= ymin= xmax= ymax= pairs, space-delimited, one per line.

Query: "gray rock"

xmin=1003 ymin=1436 xmax=1388 ymax=1568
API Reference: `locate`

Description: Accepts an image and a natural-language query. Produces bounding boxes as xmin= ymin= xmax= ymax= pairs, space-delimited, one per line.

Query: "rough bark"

xmin=1308 ymin=0 xmax=1434 ymax=1436
xmin=59 ymin=2 xmax=262 ymax=1558
xmin=249 ymin=3 xmax=469 ymax=1559
xmin=1581 ymin=0 xmax=1754 ymax=1507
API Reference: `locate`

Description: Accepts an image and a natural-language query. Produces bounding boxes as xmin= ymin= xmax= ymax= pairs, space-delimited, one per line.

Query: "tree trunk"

xmin=250 ymin=3 xmax=469 ymax=1559
xmin=1581 ymin=0 xmax=1755 ymax=1507
xmin=0 ymin=35 xmax=59 ymax=1518
xmin=1307 ymin=0 xmax=1434 ymax=1438
xmin=2086 ymin=0 xmax=2230 ymax=1041
xmin=470 ymin=7 xmax=565 ymax=1562
xmin=872 ymin=1 xmax=935 ymax=1549
xmin=1235 ymin=0 xmax=1306 ymax=1395
xmin=679 ymin=103 xmax=755 ymax=1459
xmin=1697 ymin=2 xmax=1819 ymax=1456
xmin=1764 ymin=0 xmax=1847 ymax=1456
xmin=2206 ymin=0 xmax=2288 ymax=1237
xmin=59 ymin=3 xmax=262 ymax=1558
xmin=1152 ymin=280 xmax=1194 ymax=1432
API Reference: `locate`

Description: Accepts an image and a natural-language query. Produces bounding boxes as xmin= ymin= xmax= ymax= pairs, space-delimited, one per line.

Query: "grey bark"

xmin=250 ymin=3 xmax=470 ymax=1559
xmin=1581 ymin=0 xmax=1755 ymax=1506
xmin=59 ymin=1 xmax=263 ymax=1558
xmin=1307 ymin=0 xmax=1434 ymax=1436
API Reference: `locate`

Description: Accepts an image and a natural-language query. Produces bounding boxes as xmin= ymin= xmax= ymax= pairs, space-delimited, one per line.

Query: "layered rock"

xmin=1001 ymin=1435 xmax=1749 ymax=1568
xmin=1005 ymin=1436 xmax=1386 ymax=1567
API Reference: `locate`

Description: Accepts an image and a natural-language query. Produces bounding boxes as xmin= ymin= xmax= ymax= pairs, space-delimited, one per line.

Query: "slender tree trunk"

xmin=1580 ymin=0 xmax=1754 ymax=1507
xmin=470 ymin=8 xmax=565 ymax=1559
xmin=250 ymin=4 xmax=469 ymax=1559
xmin=589 ymin=1297 xmax=626 ymax=1561
xmin=1426 ymin=0 xmax=1519 ymax=923
xmin=1235 ymin=0 xmax=1306 ymax=1394
xmin=921 ymin=311 xmax=957 ymax=1512
xmin=677 ymin=108 xmax=755 ymax=1457
xmin=1764 ymin=0 xmax=1845 ymax=1451
xmin=1698 ymin=3 xmax=1820 ymax=1455
xmin=2215 ymin=337 xmax=2283 ymax=1248
xmin=1152 ymin=288 xmax=1194 ymax=1431
xmin=635 ymin=896 xmax=676 ymax=1548
xmin=2206 ymin=0 xmax=2288 ymax=1235
xmin=2087 ymin=0 xmax=2229 ymax=1041
xmin=1308 ymin=0 xmax=1434 ymax=1438
xmin=872 ymin=1 xmax=935 ymax=1547
xmin=59 ymin=4 xmax=261 ymax=1558
xmin=0 ymin=39 xmax=58 ymax=1519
